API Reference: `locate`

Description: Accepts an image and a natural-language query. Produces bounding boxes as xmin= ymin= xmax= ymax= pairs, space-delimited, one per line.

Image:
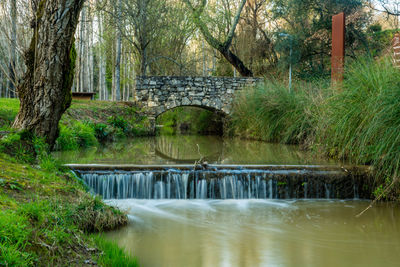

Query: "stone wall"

xmin=135 ymin=76 xmax=261 ymax=117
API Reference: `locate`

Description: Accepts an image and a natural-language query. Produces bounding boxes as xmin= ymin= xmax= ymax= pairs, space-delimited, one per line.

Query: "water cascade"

xmin=77 ymin=167 xmax=369 ymax=199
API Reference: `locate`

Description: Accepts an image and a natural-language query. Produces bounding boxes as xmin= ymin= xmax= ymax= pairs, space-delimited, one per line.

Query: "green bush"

xmin=92 ymin=123 xmax=111 ymax=142
xmin=108 ymin=116 xmax=129 ymax=133
xmin=55 ymin=121 xmax=98 ymax=150
xmin=93 ymin=235 xmax=138 ymax=267
xmin=72 ymin=121 xmax=98 ymax=148
xmin=230 ymin=80 xmax=326 ymax=144
xmin=56 ymin=125 xmax=79 ymax=151
xmin=318 ymin=57 xmax=400 ymax=184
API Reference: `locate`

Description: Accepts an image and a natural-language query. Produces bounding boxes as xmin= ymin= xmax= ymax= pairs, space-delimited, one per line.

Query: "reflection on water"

xmin=53 ymin=135 xmax=339 ymax=165
xmin=105 ymin=200 xmax=400 ymax=267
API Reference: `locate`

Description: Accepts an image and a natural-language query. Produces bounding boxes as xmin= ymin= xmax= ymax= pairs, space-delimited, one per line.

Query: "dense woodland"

xmin=0 ymin=0 xmax=398 ymax=101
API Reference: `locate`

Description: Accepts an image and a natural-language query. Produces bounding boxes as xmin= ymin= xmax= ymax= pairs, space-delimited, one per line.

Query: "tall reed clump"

xmin=318 ymin=57 xmax=400 ymax=190
xmin=229 ymin=80 xmax=327 ymax=145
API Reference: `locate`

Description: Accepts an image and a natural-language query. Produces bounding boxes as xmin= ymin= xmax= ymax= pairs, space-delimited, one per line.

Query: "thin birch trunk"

xmin=9 ymin=0 xmax=17 ymax=98
xmin=79 ymin=7 xmax=86 ymax=92
xmin=114 ymin=0 xmax=122 ymax=101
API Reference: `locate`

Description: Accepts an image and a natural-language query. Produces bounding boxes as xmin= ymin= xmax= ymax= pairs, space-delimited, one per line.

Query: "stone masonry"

xmin=135 ymin=76 xmax=261 ymax=117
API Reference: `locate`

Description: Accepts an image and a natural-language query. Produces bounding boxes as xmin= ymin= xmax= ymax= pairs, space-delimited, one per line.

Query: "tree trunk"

xmin=79 ymin=6 xmax=86 ymax=92
xmin=8 ymin=0 xmax=17 ymax=98
xmin=183 ymin=0 xmax=253 ymax=77
xmin=0 ymin=70 xmax=3 ymax=98
xmin=98 ymin=12 xmax=107 ymax=100
xmin=13 ymin=0 xmax=85 ymax=148
xmin=114 ymin=0 xmax=122 ymax=101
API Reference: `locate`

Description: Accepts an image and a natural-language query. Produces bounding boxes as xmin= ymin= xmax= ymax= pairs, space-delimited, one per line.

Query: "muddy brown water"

xmin=55 ymin=136 xmax=399 ymax=266
xmin=105 ymin=199 xmax=400 ymax=267
xmin=53 ymin=135 xmax=339 ymax=165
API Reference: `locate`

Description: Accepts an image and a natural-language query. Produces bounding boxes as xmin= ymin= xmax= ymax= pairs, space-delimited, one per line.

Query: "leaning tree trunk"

xmin=13 ymin=0 xmax=85 ymax=148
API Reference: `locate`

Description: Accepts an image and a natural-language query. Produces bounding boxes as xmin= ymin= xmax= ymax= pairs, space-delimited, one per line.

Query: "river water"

xmin=53 ymin=135 xmax=338 ymax=165
xmin=104 ymin=199 xmax=400 ymax=267
xmin=55 ymin=136 xmax=400 ymax=266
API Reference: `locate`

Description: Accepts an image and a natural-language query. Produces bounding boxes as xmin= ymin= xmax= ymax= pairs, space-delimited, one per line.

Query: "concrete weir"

xmin=66 ymin=164 xmax=373 ymax=200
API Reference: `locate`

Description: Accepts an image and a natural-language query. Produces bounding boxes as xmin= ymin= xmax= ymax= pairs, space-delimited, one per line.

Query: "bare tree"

xmin=183 ymin=0 xmax=253 ymax=77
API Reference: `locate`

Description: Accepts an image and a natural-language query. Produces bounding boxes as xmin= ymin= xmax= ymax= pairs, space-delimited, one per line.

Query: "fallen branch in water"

xmin=193 ymin=144 xmax=208 ymax=170
xmin=356 ymin=176 xmax=398 ymax=218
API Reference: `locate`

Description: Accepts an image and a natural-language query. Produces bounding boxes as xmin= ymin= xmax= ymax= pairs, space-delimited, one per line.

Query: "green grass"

xmin=0 ymin=99 xmax=152 ymax=151
xmin=0 ymin=152 xmax=130 ymax=266
xmin=230 ymin=57 xmax=400 ymax=198
xmin=94 ymin=235 xmax=138 ymax=267
xmin=229 ymin=79 xmax=329 ymax=144
xmin=318 ymin=57 xmax=400 ymax=191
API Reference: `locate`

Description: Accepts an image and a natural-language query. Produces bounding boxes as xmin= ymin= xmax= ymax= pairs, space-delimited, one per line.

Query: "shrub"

xmin=318 ymin=57 xmax=400 ymax=186
xmin=55 ymin=121 xmax=97 ymax=150
xmin=72 ymin=196 xmax=127 ymax=233
xmin=230 ymin=80 xmax=326 ymax=144
xmin=92 ymin=123 xmax=111 ymax=142
xmin=56 ymin=125 xmax=79 ymax=151
xmin=108 ymin=116 xmax=129 ymax=133
xmin=72 ymin=121 xmax=98 ymax=148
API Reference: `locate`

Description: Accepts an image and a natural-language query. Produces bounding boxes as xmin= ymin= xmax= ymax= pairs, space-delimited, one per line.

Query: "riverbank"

xmin=0 ymin=100 xmax=142 ymax=265
xmin=0 ymin=151 xmax=137 ymax=266
xmin=229 ymin=57 xmax=400 ymax=200
xmin=0 ymin=99 xmax=152 ymax=151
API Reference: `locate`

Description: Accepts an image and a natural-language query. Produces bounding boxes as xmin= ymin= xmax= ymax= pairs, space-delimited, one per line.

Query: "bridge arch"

xmin=135 ymin=76 xmax=261 ymax=133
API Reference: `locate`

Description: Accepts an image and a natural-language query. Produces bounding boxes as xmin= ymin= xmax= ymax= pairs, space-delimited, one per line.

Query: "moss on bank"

xmin=0 ymin=152 xmax=137 ymax=266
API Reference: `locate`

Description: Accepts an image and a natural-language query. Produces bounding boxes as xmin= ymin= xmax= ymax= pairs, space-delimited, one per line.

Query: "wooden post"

xmin=392 ymin=33 xmax=400 ymax=68
xmin=331 ymin=12 xmax=345 ymax=84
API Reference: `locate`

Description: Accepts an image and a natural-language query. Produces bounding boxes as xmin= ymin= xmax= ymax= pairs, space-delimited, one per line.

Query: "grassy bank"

xmin=0 ymin=150 xmax=138 ymax=266
xmin=0 ymin=99 xmax=151 ymax=151
xmin=0 ymin=101 xmax=146 ymax=265
xmin=229 ymin=57 xmax=400 ymax=199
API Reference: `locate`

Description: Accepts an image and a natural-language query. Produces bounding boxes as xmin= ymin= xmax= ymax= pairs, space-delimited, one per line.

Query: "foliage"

xmin=55 ymin=121 xmax=98 ymax=151
xmin=229 ymin=80 xmax=327 ymax=144
xmin=230 ymin=57 xmax=400 ymax=198
xmin=92 ymin=123 xmax=111 ymax=143
xmin=73 ymin=196 xmax=127 ymax=233
xmin=318 ymin=57 xmax=400 ymax=188
xmin=0 ymin=131 xmax=36 ymax=163
xmin=56 ymin=124 xmax=80 ymax=151
xmin=0 ymin=153 xmax=129 ymax=266
xmin=108 ymin=116 xmax=129 ymax=133
xmin=93 ymin=235 xmax=138 ymax=267
xmin=271 ymin=0 xmax=369 ymax=79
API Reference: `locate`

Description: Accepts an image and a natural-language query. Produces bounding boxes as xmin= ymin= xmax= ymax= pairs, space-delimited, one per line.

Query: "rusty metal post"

xmin=331 ymin=13 xmax=345 ymax=84
xmin=392 ymin=33 xmax=400 ymax=68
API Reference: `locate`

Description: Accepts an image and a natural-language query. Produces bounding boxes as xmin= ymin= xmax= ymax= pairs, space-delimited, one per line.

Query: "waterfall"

xmin=78 ymin=168 xmax=364 ymax=200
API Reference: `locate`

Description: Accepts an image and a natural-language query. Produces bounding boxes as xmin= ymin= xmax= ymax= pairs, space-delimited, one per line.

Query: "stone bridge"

xmin=135 ymin=76 xmax=260 ymax=116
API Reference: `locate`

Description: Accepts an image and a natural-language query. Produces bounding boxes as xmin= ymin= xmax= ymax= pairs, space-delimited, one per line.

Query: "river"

xmin=54 ymin=135 xmax=400 ymax=267
xmin=53 ymin=135 xmax=338 ymax=165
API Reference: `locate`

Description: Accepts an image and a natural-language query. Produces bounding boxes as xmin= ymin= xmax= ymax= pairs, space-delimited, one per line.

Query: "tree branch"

xmin=223 ymin=0 xmax=246 ymax=49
